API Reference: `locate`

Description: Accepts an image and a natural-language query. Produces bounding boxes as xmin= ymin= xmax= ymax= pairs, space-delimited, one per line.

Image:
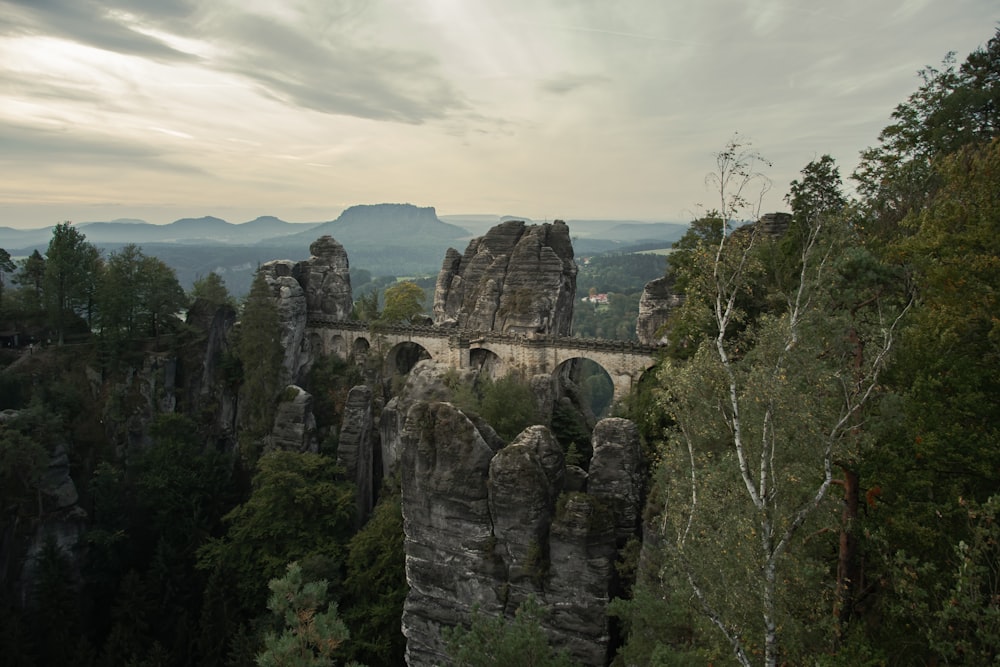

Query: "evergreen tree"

xmin=235 ymin=270 xmax=283 ymax=452
xmin=444 ymin=596 xmax=574 ymax=667
xmin=256 ymin=562 xmax=356 ymax=667
xmin=43 ymin=222 xmax=100 ymax=343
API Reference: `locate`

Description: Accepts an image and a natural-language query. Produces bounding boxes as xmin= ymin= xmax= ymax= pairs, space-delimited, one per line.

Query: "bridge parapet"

xmin=305 ymin=317 xmax=662 ymax=402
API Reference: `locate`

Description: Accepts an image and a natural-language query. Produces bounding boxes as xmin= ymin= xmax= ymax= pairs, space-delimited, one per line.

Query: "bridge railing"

xmin=307 ymin=316 xmax=661 ymax=356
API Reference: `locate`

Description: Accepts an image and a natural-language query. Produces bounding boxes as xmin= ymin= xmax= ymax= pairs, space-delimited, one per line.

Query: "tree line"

xmin=613 ymin=27 xmax=1000 ymax=666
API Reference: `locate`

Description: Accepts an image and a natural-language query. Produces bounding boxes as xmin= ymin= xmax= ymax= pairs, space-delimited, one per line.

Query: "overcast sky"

xmin=1 ymin=0 xmax=996 ymax=229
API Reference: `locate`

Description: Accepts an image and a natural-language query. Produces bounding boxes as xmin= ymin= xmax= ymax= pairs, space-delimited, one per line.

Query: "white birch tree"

xmin=654 ymin=138 xmax=911 ymax=665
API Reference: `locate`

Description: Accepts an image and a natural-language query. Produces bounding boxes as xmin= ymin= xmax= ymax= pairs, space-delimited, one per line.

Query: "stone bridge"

xmin=306 ymin=317 xmax=660 ymax=404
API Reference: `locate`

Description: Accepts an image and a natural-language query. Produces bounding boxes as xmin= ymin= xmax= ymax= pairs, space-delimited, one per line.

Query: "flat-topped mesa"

xmin=433 ymin=220 xmax=577 ymax=335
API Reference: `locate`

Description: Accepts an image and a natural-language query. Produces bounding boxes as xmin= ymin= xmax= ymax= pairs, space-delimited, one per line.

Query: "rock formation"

xmin=587 ymin=418 xmax=643 ymax=544
xmin=259 ymin=260 xmax=310 ymax=385
xmin=259 ymin=235 xmax=353 ymax=384
xmin=400 ymin=401 xmax=505 ymax=667
xmin=298 ymin=235 xmax=353 ymax=319
xmin=337 ymin=385 xmax=376 ymax=525
xmin=268 ymin=385 xmax=317 ymax=453
xmin=400 ymin=405 xmax=642 ymax=666
xmin=635 ymin=275 xmax=683 ymax=346
xmin=379 ymin=361 xmax=481 ymax=479
xmin=433 ymin=220 xmax=577 ymax=335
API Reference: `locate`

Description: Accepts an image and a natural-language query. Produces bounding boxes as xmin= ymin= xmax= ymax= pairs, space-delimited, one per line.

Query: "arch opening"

xmin=554 ymin=357 xmax=615 ymax=419
xmin=352 ymin=336 xmax=370 ymax=361
xmin=387 ymin=341 xmax=431 ymax=376
xmin=325 ymin=333 xmax=346 ymax=359
xmin=469 ymin=347 xmax=503 ymax=380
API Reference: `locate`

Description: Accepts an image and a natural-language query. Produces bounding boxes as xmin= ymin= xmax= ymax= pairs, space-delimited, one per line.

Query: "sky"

xmin=1 ymin=0 xmax=997 ymax=229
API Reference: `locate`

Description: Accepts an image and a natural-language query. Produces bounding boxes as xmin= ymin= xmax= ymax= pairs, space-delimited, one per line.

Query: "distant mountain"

xmin=286 ymin=203 xmax=470 ymax=246
xmin=1 ymin=216 xmax=324 ymax=250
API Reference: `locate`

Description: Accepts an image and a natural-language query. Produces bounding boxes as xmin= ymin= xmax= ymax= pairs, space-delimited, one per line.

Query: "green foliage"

xmin=854 ymin=28 xmax=1000 ymax=243
xmin=378 ymin=281 xmax=425 ymax=325
xmin=572 ymin=253 xmax=664 ymax=340
xmin=44 ymin=222 xmax=101 ymax=343
xmin=660 ymin=214 xmax=768 ymax=358
xmin=451 ymin=372 xmax=540 ymax=442
xmin=609 ymin=581 xmax=707 ymax=667
xmin=97 ymin=245 xmax=187 ymax=358
xmin=648 ymin=139 xmax=909 ymax=665
xmin=577 ymin=252 xmax=666 ymax=296
xmin=925 ymin=496 xmax=1000 ymax=663
xmin=305 ymin=354 xmax=364 ymax=448
xmin=340 ymin=494 xmax=407 ymax=667
xmin=350 ymin=291 xmax=380 ymax=323
xmin=191 ymin=272 xmax=234 ymax=308
xmin=444 ymin=596 xmax=575 ymax=667
xmin=857 ymin=138 xmax=1000 ymax=663
xmin=236 ymin=270 xmax=284 ymax=450
xmin=197 ymin=450 xmax=356 ymax=614
xmin=550 ymin=403 xmax=591 ymax=469
xmin=30 ymin=538 xmax=86 ymax=665
xmin=256 ymin=562 xmax=355 ymax=667
xmin=0 ymin=417 xmax=48 ymax=519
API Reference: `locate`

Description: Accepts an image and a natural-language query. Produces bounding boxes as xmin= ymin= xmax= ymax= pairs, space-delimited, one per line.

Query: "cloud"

xmin=0 ymin=121 xmax=202 ymax=175
xmin=1 ymin=0 xmax=198 ymax=61
xmin=540 ymin=72 xmax=609 ymax=95
xmin=209 ymin=12 xmax=466 ymax=123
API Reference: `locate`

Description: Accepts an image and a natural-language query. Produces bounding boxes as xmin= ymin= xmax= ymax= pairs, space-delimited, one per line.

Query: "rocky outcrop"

xmin=268 ymin=385 xmax=317 ymax=453
xmin=259 ymin=260 xmax=309 ymax=385
xmin=488 ymin=426 xmax=564 ymax=607
xmin=338 ymin=385 xmax=376 ymax=525
xmin=401 ymin=408 xmax=641 ymax=666
xmin=298 ymin=236 xmax=353 ymax=319
xmin=433 ymin=220 xmax=577 ymax=335
xmin=401 ymin=401 xmax=505 ymax=667
xmin=379 ymin=361 xmax=480 ymax=479
xmin=546 ymin=492 xmax=616 ymax=666
xmin=635 ymin=275 xmax=683 ymax=346
xmin=259 ymin=235 xmax=354 ymax=385
xmin=588 ymin=418 xmax=642 ymax=544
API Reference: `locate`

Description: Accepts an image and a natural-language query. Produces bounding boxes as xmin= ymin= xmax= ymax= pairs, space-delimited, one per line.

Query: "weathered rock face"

xmin=259 ymin=260 xmax=310 ymax=385
xmin=546 ymin=492 xmax=617 ymax=666
xmin=488 ymin=426 xmax=563 ymax=606
xmin=635 ymin=275 xmax=684 ymax=346
xmin=588 ymin=418 xmax=642 ymax=544
xmin=299 ymin=236 xmax=353 ymax=319
xmin=379 ymin=361 xmax=480 ymax=479
xmin=268 ymin=385 xmax=317 ymax=453
xmin=433 ymin=220 xmax=577 ymax=335
xmin=401 ymin=401 xmax=505 ymax=667
xmin=258 ymin=236 xmax=354 ymax=385
xmin=401 ymin=408 xmax=641 ymax=667
xmin=337 ymin=385 xmax=375 ymax=525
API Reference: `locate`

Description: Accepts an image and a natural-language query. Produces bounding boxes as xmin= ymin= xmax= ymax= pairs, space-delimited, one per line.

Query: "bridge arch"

xmin=553 ymin=357 xmax=615 ymax=418
xmin=469 ymin=346 xmax=504 ymax=379
xmin=387 ymin=341 xmax=432 ymax=376
xmin=352 ymin=336 xmax=370 ymax=356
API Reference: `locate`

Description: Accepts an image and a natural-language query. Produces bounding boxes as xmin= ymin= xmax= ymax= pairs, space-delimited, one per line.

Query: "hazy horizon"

xmin=2 ymin=1 xmax=997 ymax=230
xmin=0 ymin=206 xmax=688 ymax=231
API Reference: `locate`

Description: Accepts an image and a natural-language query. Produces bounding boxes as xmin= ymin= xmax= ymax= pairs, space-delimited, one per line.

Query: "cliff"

xmin=635 ymin=275 xmax=684 ymax=346
xmin=258 ymin=235 xmax=353 ymax=385
xmin=400 ymin=401 xmax=642 ymax=666
xmin=433 ymin=220 xmax=578 ymax=335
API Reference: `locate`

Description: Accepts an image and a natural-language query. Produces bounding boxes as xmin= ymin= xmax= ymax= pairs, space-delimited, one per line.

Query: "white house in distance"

xmin=582 ymin=293 xmax=609 ymax=305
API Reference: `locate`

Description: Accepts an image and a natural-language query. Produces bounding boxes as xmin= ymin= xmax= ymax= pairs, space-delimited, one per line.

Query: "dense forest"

xmin=0 ymin=26 xmax=998 ymax=667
